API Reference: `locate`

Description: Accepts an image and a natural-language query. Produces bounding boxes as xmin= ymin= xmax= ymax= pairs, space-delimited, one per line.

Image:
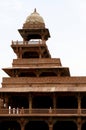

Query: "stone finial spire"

xmin=34 ymin=8 xmax=36 ymax=13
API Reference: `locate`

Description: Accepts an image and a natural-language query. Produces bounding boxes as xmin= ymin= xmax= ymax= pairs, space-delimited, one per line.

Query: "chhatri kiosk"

xmin=0 ymin=9 xmax=86 ymax=130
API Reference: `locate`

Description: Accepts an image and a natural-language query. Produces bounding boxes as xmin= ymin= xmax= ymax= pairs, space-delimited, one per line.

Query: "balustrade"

xmin=0 ymin=108 xmax=85 ymax=116
xmin=12 ymin=40 xmax=45 ymax=45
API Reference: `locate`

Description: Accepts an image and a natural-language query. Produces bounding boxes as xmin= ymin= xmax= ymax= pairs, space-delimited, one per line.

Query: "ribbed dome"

xmin=23 ymin=9 xmax=45 ymax=29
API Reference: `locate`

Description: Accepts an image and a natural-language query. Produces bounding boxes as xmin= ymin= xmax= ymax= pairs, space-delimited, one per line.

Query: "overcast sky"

xmin=0 ymin=0 xmax=86 ymax=87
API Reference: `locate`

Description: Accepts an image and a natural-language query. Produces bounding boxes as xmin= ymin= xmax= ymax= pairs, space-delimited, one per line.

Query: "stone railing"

xmin=0 ymin=108 xmax=85 ymax=116
xmin=12 ymin=40 xmax=46 ymax=45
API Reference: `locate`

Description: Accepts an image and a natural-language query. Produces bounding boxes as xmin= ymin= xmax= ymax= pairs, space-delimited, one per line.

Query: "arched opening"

xmin=32 ymin=95 xmax=53 ymax=108
xmin=22 ymin=51 xmax=39 ymax=58
xmin=53 ymin=121 xmax=77 ymax=130
xmin=25 ymin=121 xmax=49 ymax=130
xmin=0 ymin=121 xmax=21 ymax=130
xmin=56 ymin=96 xmax=78 ymax=108
xmin=40 ymin=72 xmax=57 ymax=77
xmin=82 ymin=122 xmax=86 ymax=130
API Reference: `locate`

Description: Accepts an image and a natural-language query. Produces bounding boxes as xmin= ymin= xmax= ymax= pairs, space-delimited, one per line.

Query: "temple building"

xmin=0 ymin=9 xmax=86 ymax=130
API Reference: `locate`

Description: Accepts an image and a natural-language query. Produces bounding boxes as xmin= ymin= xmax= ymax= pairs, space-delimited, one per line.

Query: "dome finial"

xmin=34 ymin=8 xmax=36 ymax=12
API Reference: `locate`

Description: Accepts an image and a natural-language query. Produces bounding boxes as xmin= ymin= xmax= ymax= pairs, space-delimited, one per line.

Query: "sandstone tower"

xmin=0 ymin=9 xmax=86 ymax=130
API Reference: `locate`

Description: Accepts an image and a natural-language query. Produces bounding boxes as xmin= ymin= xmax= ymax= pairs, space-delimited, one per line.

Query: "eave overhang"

xmin=2 ymin=66 xmax=70 ymax=77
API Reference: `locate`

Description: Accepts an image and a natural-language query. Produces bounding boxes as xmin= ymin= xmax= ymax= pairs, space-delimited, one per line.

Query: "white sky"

xmin=0 ymin=0 xmax=86 ymax=87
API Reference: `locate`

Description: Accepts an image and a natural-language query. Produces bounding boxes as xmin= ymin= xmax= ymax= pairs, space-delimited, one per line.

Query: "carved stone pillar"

xmin=78 ymin=124 xmax=81 ymax=130
xmin=49 ymin=124 xmax=53 ymax=130
xmin=19 ymin=47 xmax=22 ymax=58
xmin=21 ymin=125 xmax=24 ymax=130
xmin=18 ymin=118 xmax=27 ymax=130
xmin=4 ymin=96 xmax=8 ymax=108
xmin=78 ymin=94 xmax=81 ymax=114
xmin=0 ymin=98 xmax=4 ymax=108
xmin=29 ymin=93 xmax=32 ymax=113
xmin=53 ymin=93 xmax=56 ymax=109
xmin=48 ymin=117 xmax=53 ymax=130
xmin=77 ymin=118 xmax=81 ymax=130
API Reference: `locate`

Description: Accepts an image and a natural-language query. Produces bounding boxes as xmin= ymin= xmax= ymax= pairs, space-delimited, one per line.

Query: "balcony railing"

xmin=12 ymin=40 xmax=46 ymax=45
xmin=0 ymin=108 xmax=86 ymax=116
